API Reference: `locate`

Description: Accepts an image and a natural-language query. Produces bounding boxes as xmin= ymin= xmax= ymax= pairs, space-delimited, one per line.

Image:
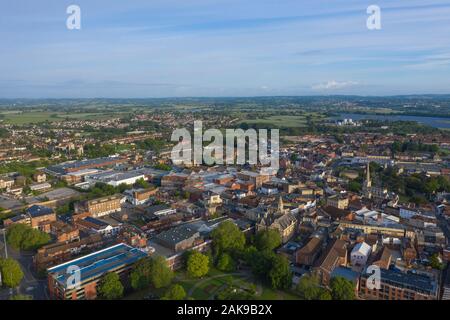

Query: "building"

xmin=0 ymin=177 xmax=15 ymax=190
xmin=359 ymin=268 xmax=439 ymax=300
xmin=46 ymin=156 xmax=126 ymax=176
xmin=33 ymin=172 xmax=47 ymax=183
xmin=74 ymin=194 xmax=122 ymax=218
xmin=350 ymin=242 xmax=371 ymax=267
xmin=75 ymin=217 xmax=121 ymax=237
xmin=237 ymin=171 xmax=270 ymax=188
xmin=362 ymin=162 xmax=388 ymax=200
xmin=154 ymin=224 xmax=201 ymax=252
xmin=47 ymin=243 xmax=147 ymax=300
xmin=34 ymin=234 xmax=104 ymax=271
xmin=84 ymin=170 xmax=147 ymax=187
xmin=3 ymin=205 xmax=56 ymax=233
xmin=50 ymin=221 xmax=80 ymax=243
xmin=124 ymin=187 xmax=158 ymax=206
xmin=313 ymin=239 xmax=348 ymax=285
xmin=327 ymin=194 xmax=349 ymax=210
xmin=338 ymin=221 xmax=408 ymax=238
xmin=256 ymin=197 xmax=298 ymax=243
xmin=30 ymin=182 xmax=52 ymax=192
xmin=296 ymin=237 xmax=323 ymax=266
xmin=144 ymin=204 xmax=176 ymax=219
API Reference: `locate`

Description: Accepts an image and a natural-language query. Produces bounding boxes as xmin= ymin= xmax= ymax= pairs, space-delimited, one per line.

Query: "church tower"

xmin=278 ymin=195 xmax=284 ymax=213
xmin=365 ymin=162 xmax=372 ymax=188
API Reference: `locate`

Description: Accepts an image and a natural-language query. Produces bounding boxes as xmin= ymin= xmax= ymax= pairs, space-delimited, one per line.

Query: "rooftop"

xmin=47 ymin=243 xmax=147 ymax=289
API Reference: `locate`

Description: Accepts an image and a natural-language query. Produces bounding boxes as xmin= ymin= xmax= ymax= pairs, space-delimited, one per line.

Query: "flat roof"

xmin=363 ymin=268 xmax=438 ymax=294
xmin=47 ymin=156 xmax=123 ymax=175
xmin=47 ymin=243 xmax=147 ymax=289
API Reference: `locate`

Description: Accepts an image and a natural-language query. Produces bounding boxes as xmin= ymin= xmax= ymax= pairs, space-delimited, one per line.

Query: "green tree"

xmin=429 ymin=253 xmax=445 ymax=270
xmin=98 ymin=272 xmax=124 ymax=300
xmin=296 ymin=274 xmax=331 ymax=300
xmin=130 ymin=258 xmax=153 ymax=290
xmin=187 ymin=251 xmax=210 ymax=278
xmin=131 ymin=256 xmax=174 ymax=290
xmin=255 ymin=230 xmax=282 ymax=252
xmin=161 ymin=284 xmax=186 ymax=300
xmin=330 ymin=276 xmax=356 ymax=300
xmin=216 ymin=253 xmax=235 ymax=272
xmin=211 ymin=220 xmax=245 ymax=255
xmin=6 ymin=224 xmax=50 ymax=251
xmin=135 ymin=178 xmax=150 ymax=189
xmin=268 ymin=255 xmax=292 ymax=290
xmin=245 ymin=246 xmax=274 ymax=280
xmin=149 ymin=256 xmax=174 ymax=288
xmin=0 ymin=258 xmax=24 ymax=288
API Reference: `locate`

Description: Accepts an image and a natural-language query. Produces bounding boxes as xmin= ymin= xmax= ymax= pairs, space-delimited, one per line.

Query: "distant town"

xmin=1 ymin=96 xmax=450 ymax=301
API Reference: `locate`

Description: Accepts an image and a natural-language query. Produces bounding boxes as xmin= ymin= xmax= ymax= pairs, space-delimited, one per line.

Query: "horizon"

xmin=2 ymin=0 xmax=450 ymax=98
xmin=3 ymin=93 xmax=450 ymax=101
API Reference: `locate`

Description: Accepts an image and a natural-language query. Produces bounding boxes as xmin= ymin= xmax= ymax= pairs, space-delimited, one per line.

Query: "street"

xmin=0 ymin=228 xmax=49 ymax=300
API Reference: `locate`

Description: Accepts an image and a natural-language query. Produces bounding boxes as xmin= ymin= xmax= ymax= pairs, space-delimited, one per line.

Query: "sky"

xmin=1 ymin=0 xmax=450 ymax=98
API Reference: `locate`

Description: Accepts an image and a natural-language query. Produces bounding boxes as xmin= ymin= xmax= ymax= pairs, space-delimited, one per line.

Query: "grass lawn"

xmin=259 ymin=287 xmax=300 ymax=300
xmin=239 ymin=114 xmax=327 ymax=128
xmin=123 ymin=267 xmax=302 ymax=301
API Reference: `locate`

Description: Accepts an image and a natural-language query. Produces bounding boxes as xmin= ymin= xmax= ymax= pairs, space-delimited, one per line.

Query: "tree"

xmin=255 ymin=230 xmax=282 ymax=252
xmin=162 ymin=284 xmax=186 ymax=300
xmin=6 ymin=223 xmax=50 ymax=251
xmin=296 ymin=274 xmax=331 ymax=300
xmin=131 ymin=256 xmax=174 ymax=290
xmin=150 ymin=256 xmax=174 ymax=288
xmin=330 ymin=276 xmax=356 ymax=300
xmin=135 ymin=178 xmax=150 ymax=189
xmin=98 ymin=272 xmax=124 ymax=300
xmin=429 ymin=253 xmax=445 ymax=270
xmin=216 ymin=253 xmax=235 ymax=272
xmin=245 ymin=246 xmax=274 ymax=280
xmin=130 ymin=258 xmax=153 ymax=290
xmin=268 ymin=255 xmax=292 ymax=290
xmin=211 ymin=221 xmax=245 ymax=255
xmin=187 ymin=251 xmax=210 ymax=278
xmin=0 ymin=258 xmax=24 ymax=288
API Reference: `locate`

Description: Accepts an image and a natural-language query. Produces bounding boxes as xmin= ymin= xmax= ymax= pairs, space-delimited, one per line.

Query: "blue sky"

xmin=1 ymin=0 xmax=450 ymax=98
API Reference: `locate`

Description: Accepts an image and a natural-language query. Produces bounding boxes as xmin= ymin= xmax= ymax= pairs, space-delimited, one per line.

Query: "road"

xmin=0 ymin=228 xmax=49 ymax=300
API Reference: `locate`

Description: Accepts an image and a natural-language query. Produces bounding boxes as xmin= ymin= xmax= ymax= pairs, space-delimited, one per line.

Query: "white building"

xmin=351 ymin=242 xmax=372 ymax=267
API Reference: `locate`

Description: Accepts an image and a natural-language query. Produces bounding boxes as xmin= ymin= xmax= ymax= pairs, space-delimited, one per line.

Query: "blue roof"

xmin=26 ymin=205 xmax=54 ymax=218
xmin=84 ymin=216 xmax=109 ymax=227
xmin=362 ymin=268 xmax=438 ymax=295
xmin=47 ymin=243 xmax=147 ymax=289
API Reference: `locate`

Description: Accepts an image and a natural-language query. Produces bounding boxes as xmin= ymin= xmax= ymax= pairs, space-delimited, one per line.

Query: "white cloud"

xmin=311 ymin=80 xmax=358 ymax=91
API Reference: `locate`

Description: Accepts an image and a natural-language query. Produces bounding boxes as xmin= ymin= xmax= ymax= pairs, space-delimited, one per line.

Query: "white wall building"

xmin=351 ymin=242 xmax=372 ymax=267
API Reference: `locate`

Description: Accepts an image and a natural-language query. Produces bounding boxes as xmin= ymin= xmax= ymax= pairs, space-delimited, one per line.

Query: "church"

xmin=362 ymin=162 xmax=388 ymax=200
xmin=256 ymin=196 xmax=298 ymax=243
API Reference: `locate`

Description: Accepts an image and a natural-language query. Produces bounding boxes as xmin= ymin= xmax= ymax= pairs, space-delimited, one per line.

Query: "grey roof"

xmin=155 ymin=225 xmax=199 ymax=246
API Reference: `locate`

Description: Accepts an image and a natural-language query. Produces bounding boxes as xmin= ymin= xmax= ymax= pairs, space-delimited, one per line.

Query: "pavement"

xmin=0 ymin=228 xmax=49 ymax=300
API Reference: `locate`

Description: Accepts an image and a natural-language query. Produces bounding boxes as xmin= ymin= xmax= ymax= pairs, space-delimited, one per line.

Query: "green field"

xmin=239 ymin=113 xmax=326 ymax=128
xmin=0 ymin=111 xmax=124 ymax=124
